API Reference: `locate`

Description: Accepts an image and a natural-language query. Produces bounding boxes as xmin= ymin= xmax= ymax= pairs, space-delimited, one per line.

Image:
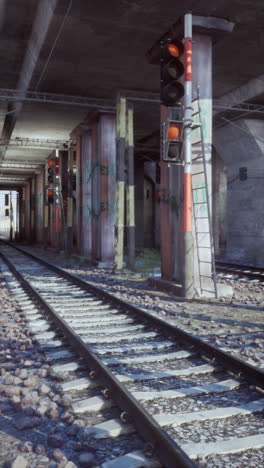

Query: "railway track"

xmin=0 ymin=242 xmax=264 ymax=468
xmin=216 ymin=261 xmax=264 ymax=282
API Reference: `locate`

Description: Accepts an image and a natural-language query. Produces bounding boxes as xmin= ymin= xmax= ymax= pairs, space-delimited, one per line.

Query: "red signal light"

xmin=47 ymin=159 xmax=55 ymax=167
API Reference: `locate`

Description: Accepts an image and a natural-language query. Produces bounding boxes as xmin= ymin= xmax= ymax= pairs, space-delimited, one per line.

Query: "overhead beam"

xmin=0 ymin=137 xmax=75 ymax=150
xmin=0 ymin=0 xmax=6 ymax=30
xmin=0 ymin=0 xmax=58 ymax=159
xmin=214 ymin=74 xmax=264 ymax=113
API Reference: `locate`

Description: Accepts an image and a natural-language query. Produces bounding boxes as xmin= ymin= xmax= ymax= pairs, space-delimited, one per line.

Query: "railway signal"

xmin=47 ymin=159 xmax=55 ymax=184
xmin=162 ymin=119 xmax=183 ymax=163
xmin=47 ymin=189 xmax=54 ymax=204
xmin=160 ymin=39 xmax=185 ymax=107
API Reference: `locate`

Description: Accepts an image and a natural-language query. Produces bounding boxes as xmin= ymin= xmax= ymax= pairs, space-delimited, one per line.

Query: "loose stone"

xmin=19 ymin=440 xmax=34 ymax=453
xmin=48 ymin=433 xmax=65 ymax=448
xmin=78 ymin=452 xmax=96 ymax=467
xmin=11 ymin=455 xmax=28 ymax=468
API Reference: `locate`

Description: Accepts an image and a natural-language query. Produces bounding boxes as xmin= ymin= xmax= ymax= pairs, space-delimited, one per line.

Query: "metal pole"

xmin=182 ymin=12 xmax=194 ymax=298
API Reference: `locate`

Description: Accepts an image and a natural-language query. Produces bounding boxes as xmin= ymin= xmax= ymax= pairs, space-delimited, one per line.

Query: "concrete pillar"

xmin=81 ymin=131 xmax=93 ymax=260
xmin=91 ymin=120 xmax=100 ymax=261
xmin=58 ymin=150 xmax=68 ymax=250
xmin=98 ymin=113 xmax=116 ymax=266
xmin=66 ymin=145 xmax=74 ymax=254
xmin=135 ymin=160 xmax=145 ymax=250
xmin=24 ymin=181 xmax=31 ymax=241
xmin=76 ymin=136 xmax=82 ymax=254
xmin=191 ymin=33 xmax=215 ymax=296
xmin=214 ymin=119 xmax=264 ymax=264
xmin=36 ymin=168 xmax=45 ymax=244
xmin=21 ymin=187 xmax=26 ymax=240
xmin=30 ymin=177 xmax=36 ymax=242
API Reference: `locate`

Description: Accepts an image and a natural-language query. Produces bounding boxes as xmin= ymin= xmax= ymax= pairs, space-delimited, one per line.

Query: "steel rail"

xmin=0 ymin=246 xmax=196 ymax=468
xmin=4 ymin=242 xmax=264 ymax=391
xmin=216 ymin=261 xmax=264 ymax=281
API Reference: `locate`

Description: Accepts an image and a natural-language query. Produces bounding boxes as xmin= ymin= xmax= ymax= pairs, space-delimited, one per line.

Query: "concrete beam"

xmin=0 ymin=0 xmax=58 ymax=158
xmin=0 ymin=0 xmax=6 ymax=30
xmin=214 ymin=75 xmax=264 ymax=111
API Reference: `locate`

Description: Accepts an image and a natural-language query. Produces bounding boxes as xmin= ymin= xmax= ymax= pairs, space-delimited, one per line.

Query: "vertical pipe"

xmin=182 ymin=12 xmax=194 ymax=298
xmin=126 ymin=104 xmax=135 ymax=269
xmin=115 ymin=96 xmax=126 ymax=270
xmin=66 ymin=144 xmax=74 ymax=254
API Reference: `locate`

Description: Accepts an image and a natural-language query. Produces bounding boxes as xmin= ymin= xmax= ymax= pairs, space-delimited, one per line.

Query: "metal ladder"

xmin=191 ymin=90 xmax=218 ymax=297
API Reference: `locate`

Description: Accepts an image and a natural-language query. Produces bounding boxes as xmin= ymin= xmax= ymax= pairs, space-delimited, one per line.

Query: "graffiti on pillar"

xmin=87 ymin=201 xmax=115 ymax=221
xmin=85 ymin=161 xmax=116 ymax=183
xmin=159 ymin=188 xmax=180 ymax=215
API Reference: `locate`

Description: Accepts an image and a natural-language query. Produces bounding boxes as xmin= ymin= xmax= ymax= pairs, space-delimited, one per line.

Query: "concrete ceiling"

xmin=0 ymin=0 xmax=263 ymax=187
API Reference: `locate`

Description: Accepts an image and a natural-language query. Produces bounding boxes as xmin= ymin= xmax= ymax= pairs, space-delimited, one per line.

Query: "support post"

xmin=182 ymin=12 xmax=194 ymax=298
xmin=126 ymin=104 xmax=135 ymax=269
xmin=30 ymin=178 xmax=36 ymax=243
xmin=115 ymin=97 xmax=126 ymax=270
xmin=43 ymin=163 xmax=49 ymax=247
xmin=76 ymin=138 xmax=82 ymax=254
xmin=66 ymin=144 xmax=74 ymax=254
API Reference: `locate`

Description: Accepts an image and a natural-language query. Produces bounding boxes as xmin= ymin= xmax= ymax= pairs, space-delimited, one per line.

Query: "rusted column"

xmin=98 ymin=112 xmax=116 ymax=266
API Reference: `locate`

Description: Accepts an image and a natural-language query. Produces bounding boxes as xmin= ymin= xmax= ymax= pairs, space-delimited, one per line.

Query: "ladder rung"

xmin=198 ymin=246 xmax=211 ymax=249
xmin=200 ymin=274 xmax=213 ymax=278
xmin=193 ymin=186 xmax=206 ymax=190
xmin=193 ymin=202 xmax=207 ymax=205
xmin=192 ymin=155 xmax=203 ymax=161
xmin=192 ymin=111 xmax=199 ymax=116
xmin=201 ymin=289 xmax=216 ymax=293
xmin=195 ymin=216 xmax=208 ymax=219
xmin=192 ymin=171 xmax=205 ymax=176
xmin=191 ymin=124 xmax=201 ymax=129
xmin=198 ymin=260 xmax=212 ymax=264
xmin=196 ymin=231 xmax=209 ymax=234
xmin=193 ymin=140 xmax=202 ymax=144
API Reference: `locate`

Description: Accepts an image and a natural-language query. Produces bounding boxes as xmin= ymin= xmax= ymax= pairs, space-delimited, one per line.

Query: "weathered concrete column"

xmin=58 ymin=150 xmax=68 ymax=250
xmin=214 ymin=119 xmax=264 ymax=264
xmin=190 ymin=33 xmax=214 ymax=296
xmin=30 ymin=177 xmax=36 ymax=242
xmin=21 ymin=187 xmax=26 ymax=241
xmin=24 ymin=181 xmax=31 ymax=241
xmin=98 ymin=112 xmax=116 ymax=266
xmin=75 ymin=136 xmax=82 ymax=254
xmin=66 ymin=145 xmax=74 ymax=254
xmin=36 ymin=168 xmax=45 ymax=244
xmin=81 ymin=130 xmax=93 ymax=260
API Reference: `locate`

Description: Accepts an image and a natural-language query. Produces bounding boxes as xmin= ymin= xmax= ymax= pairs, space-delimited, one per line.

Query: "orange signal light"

xmin=47 ymin=160 xmax=55 ymax=167
xmin=48 ymin=189 xmax=54 ymax=196
xmin=168 ymin=43 xmax=180 ymax=57
xmin=167 ymin=124 xmax=181 ymax=140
